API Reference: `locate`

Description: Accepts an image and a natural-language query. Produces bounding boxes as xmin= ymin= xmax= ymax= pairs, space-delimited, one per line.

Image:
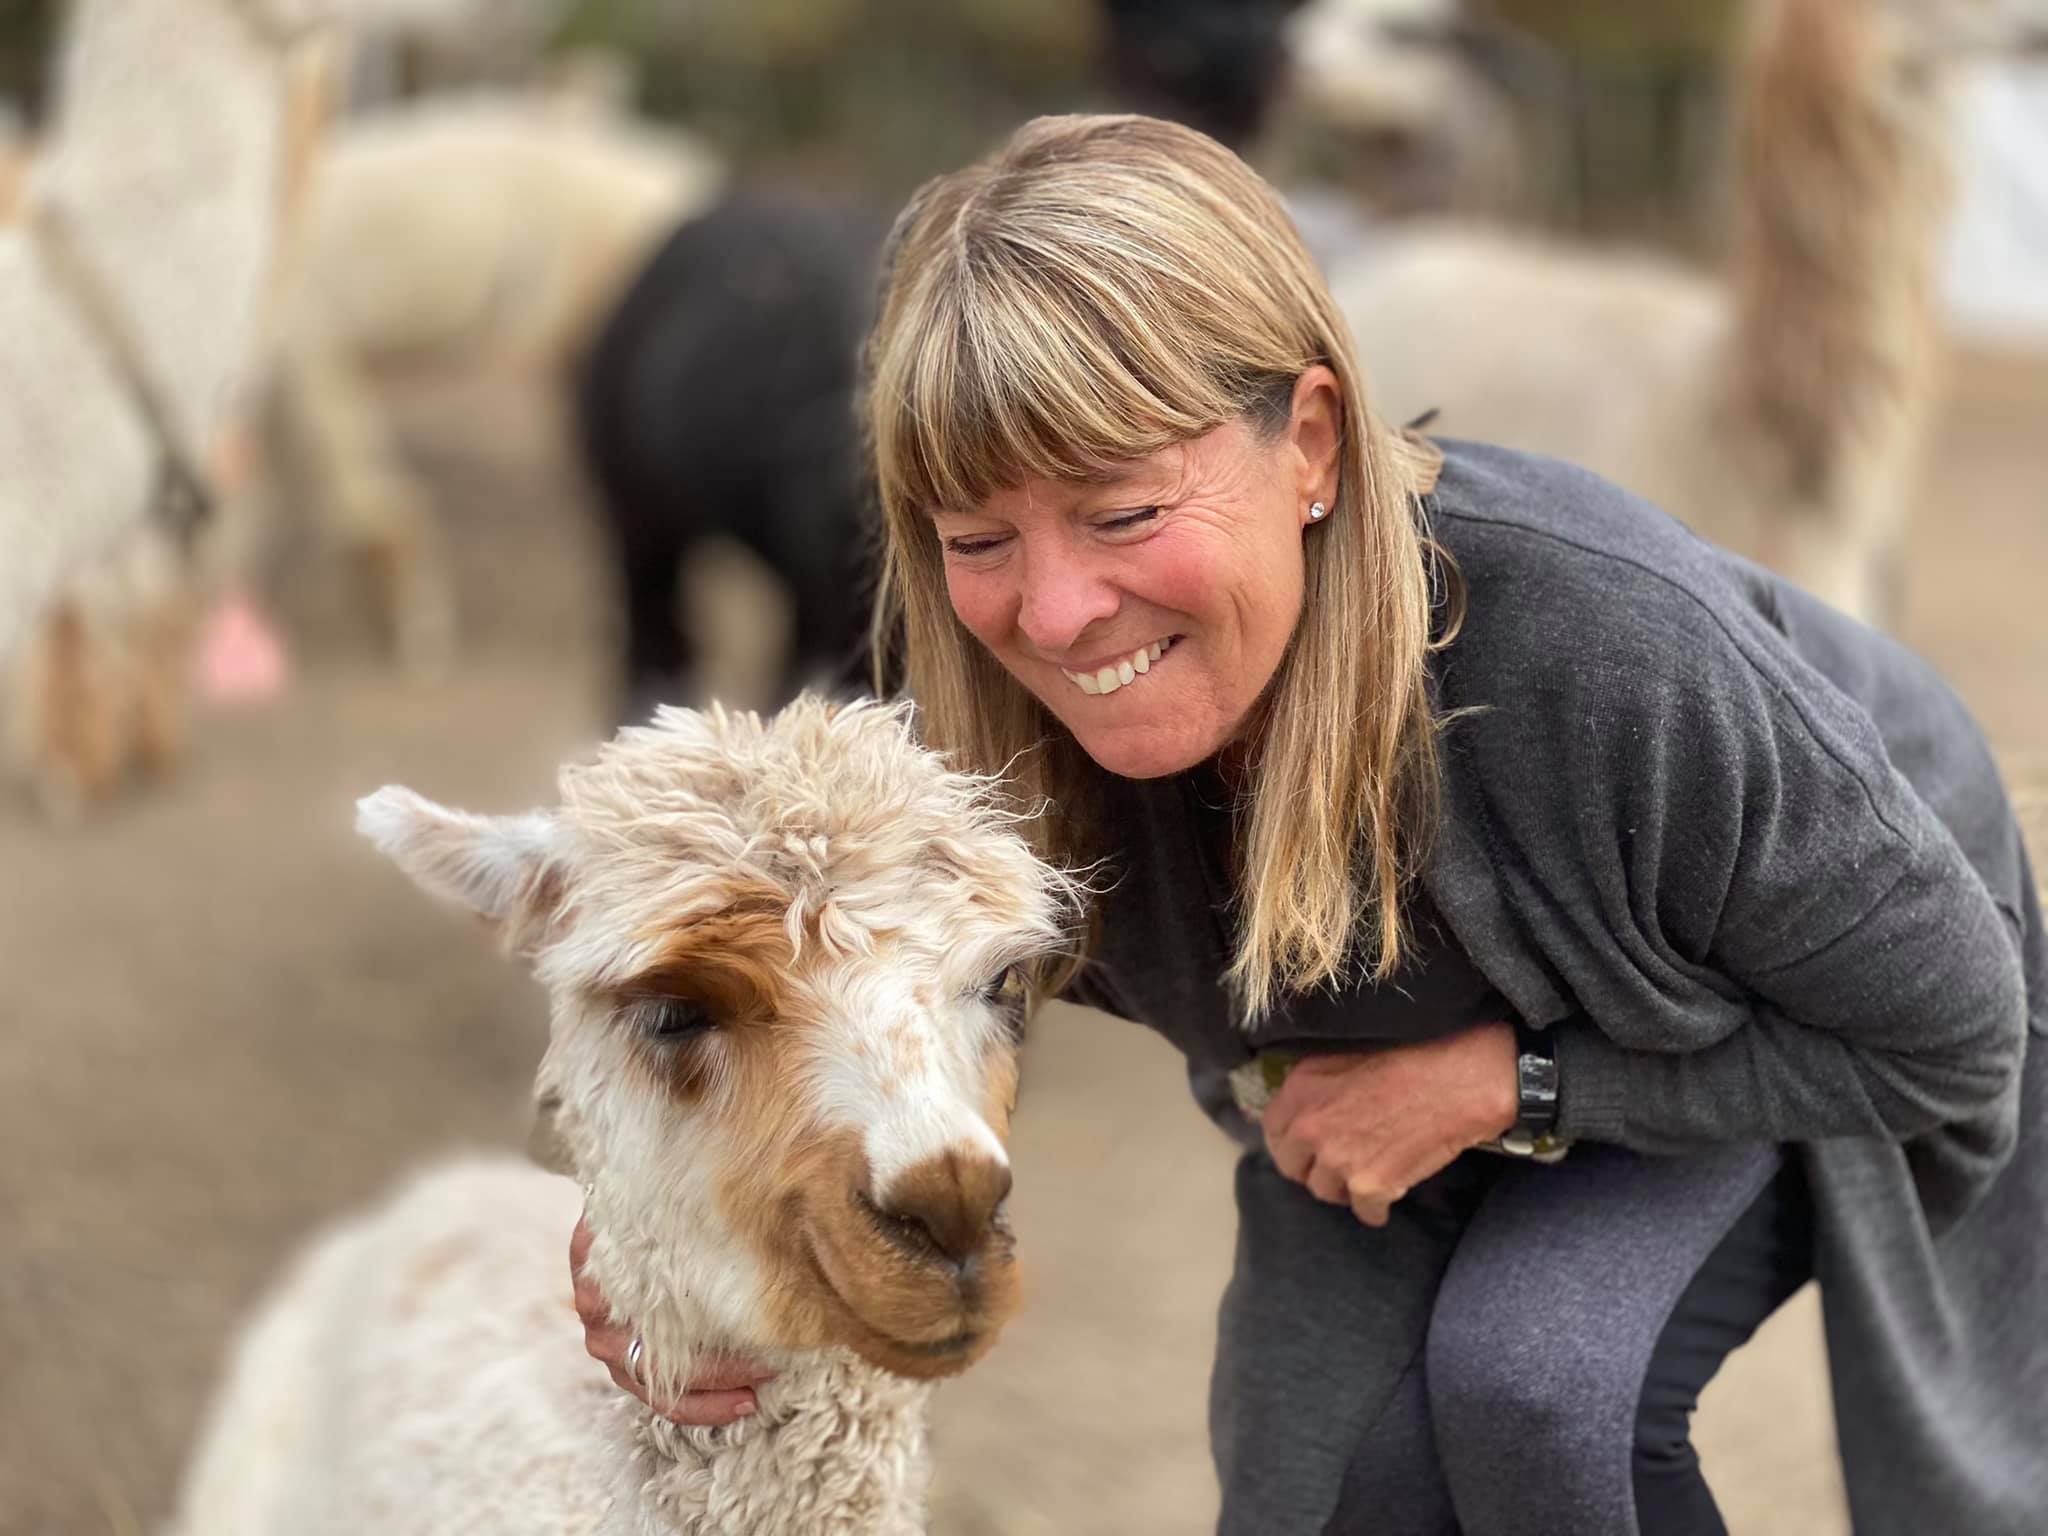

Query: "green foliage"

xmin=0 ymin=0 xmax=59 ymax=123
xmin=1491 ymin=0 xmax=1738 ymax=63
xmin=551 ymin=0 xmax=1100 ymax=198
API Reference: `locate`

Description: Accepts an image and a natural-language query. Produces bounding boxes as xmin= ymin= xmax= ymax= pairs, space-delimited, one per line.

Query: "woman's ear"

xmin=1288 ymin=364 xmax=1343 ymax=523
xmin=355 ymin=786 xmax=567 ymax=957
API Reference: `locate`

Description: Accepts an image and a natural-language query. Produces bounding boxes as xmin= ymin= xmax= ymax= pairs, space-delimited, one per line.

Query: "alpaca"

xmin=171 ymin=696 xmax=1080 ymax=1536
xmin=1275 ymin=0 xmax=1528 ymax=220
xmin=1096 ymin=0 xmax=1309 ymax=150
xmin=1327 ymin=0 xmax=2001 ymax=621
xmin=574 ymin=192 xmax=886 ymax=724
xmin=236 ymin=93 xmax=725 ymax=674
xmin=0 ymin=0 xmax=348 ymax=812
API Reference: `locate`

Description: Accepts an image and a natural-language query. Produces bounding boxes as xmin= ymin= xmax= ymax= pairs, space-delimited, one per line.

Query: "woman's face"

xmin=932 ymin=369 xmax=1342 ymax=780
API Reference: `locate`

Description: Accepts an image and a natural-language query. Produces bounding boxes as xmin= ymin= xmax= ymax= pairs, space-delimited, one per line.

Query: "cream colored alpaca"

xmin=1330 ymin=0 xmax=1999 ymax=620
xmin=1280 ymin=0 xmax=1525 ymax=219
xmin=237 ymin=94 xmax=724 ymax=672
xmin=172 ymin=697 xmax=1079 ymax=1536
xmin=0 ymin=3 xmax=584 ymax=810
xmin=0 ymin=0 xmax=342 ymax=812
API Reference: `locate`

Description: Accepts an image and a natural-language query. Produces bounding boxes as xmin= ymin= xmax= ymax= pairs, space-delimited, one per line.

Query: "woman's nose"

xmin=1014 ymin=549 xmax=1119 ymax=656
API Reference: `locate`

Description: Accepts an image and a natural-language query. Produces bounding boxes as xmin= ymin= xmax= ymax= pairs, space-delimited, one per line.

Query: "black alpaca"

xmin=576 ymin=193 xmax=885 ymax=723
xmin=1097 ymin=0 xmax=1308 ymax=150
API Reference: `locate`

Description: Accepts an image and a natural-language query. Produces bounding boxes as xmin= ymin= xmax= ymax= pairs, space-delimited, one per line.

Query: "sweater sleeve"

xmin=1526 ymin=631 xmax=2028 ymax=1167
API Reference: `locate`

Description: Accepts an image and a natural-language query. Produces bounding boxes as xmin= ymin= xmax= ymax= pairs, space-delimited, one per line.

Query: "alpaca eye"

xmin=637 ymin=998 xmax=716 ymax=1041
xmin=980 ymin=965 xmax=1022 ymax=1004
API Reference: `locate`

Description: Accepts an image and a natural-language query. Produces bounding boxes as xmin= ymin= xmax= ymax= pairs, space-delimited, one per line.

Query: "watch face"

xmin=1516 ymin=1051 xmax=1560 ymax=1134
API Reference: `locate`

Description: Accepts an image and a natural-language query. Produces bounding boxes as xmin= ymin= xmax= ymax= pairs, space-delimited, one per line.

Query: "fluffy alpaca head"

xmin=357 ymin=696 xmax=1080 ymax=1387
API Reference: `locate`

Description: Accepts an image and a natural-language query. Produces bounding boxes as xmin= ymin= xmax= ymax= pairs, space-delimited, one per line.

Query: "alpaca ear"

xmin=355 ymin=786 xmax=566 ymax=949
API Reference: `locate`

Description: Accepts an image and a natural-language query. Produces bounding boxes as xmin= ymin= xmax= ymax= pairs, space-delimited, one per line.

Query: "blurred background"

xmin=2 ymin=0 xmax=2045 ymax=1531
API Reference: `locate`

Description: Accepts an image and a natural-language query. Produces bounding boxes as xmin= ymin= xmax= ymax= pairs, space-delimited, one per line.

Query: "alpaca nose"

xmin=873 ymin=1151 xmax=1012 ymax=1267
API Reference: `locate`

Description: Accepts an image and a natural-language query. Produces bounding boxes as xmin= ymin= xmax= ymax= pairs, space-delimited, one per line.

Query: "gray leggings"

xmin=1211 ymin=1140 xmax=1795 ymax=1536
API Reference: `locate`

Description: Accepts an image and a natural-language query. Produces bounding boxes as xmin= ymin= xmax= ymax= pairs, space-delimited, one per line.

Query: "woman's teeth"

xmin=1063 ymin=638 xmax=1172 ymax=696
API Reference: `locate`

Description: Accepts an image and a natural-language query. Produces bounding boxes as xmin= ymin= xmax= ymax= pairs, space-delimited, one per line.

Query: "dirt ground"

xmin=2 ymin=350 xmax=2043 ymax=1536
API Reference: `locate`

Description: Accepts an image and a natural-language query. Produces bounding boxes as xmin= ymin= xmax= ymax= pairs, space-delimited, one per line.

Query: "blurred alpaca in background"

xmin=235 ymin=87 xmax=725 ymax=675
xmin=1274 ymin=0 xmax=1534 ymax=221
xmin=1096 ymin=0 xmax=1308 ymax=150
xmin=574 ymin=193 xmax=885 ymax=724
xmin=1 ymin=0 xmax=340 ymax=815
xmin=1328 ymin=0 xmax=2005 ymax=621
xmin=1 ymin=0 xmax=588 ymax=816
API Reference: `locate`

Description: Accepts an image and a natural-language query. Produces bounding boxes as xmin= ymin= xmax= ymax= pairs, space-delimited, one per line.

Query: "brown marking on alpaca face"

xmin=617 ymin=895 xmax=796 ymax=1101
xmin=881 ymin=1150 xmax=1013 ymax=1265
xmin=724 ymin=1123 xmax=1023 ymax=1381
xmin=610 ymin=901 xmax=794 ymax=1105
xmin=629 ymin=889 xmax=793 ymax=1023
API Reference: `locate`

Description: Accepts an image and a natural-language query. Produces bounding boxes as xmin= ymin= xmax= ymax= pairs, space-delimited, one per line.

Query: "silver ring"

xmin=625 ymin=1335 xmax=646 ymax=1387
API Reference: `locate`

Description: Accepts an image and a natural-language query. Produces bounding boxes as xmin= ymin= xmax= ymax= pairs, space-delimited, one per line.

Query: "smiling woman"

xmin=833 ymin=111 xmax=2048 ymax=1536
xmin=869 ymin=116 xmax=1448 ymax=1022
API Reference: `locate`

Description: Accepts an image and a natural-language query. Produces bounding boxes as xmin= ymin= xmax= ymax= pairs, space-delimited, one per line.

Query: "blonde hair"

xmin=865 ymin=113 xmax=1452 ymax=1020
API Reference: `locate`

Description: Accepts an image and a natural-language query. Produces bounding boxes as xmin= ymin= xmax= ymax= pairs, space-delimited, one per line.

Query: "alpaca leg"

xmin=118 ymin=527 xmax=198 ymax=781
xmin=130 ymin=587 xmax=196 ymax=779
xmin=21 ymin=596 xmax=125 ymax=819
xmin=281 ymin=335 xmax=455 ymax=675
xmin=784 ymin=560 xmax=865 ymax=705
xmin=615 ymin=519 xmax=694 ymax=726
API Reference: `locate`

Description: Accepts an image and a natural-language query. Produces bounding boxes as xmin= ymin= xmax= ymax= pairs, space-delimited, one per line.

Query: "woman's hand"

xmin=1262 ymin=1022 xmax=1520 ymax=1227
xmin=571 ymin=1217 xmax=776 ymax=1427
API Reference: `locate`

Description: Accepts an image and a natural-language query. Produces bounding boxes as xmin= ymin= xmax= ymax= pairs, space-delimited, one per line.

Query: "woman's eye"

xmin=636 ymin=998 xmax=717 ymax=1041
xmin=943 ymin=534 xmax=1010 ymax=558
xmin=1098 ymin=506 xmax=1161 ymax=533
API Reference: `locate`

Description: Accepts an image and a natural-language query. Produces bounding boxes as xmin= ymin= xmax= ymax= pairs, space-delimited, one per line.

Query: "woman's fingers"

xmin=584 ymin=1317 xmax=637 ymax=1381
xmin=570 ymin=1215 xmax=595 ymax=1271
xmin=1349 ymin=1173 xmax=1403 ymax=1228
xmin=1266 ymin=1127 xmax=1313 ymax=1184
xmin=572 ymin=1214 xmax=770 ymax=1427
xmin=651 ymin=1387 xmax=761 ymax=1428
xmin=571 ymin=1218 xmax=609 ymax=1331
xmin=1305 ymin=1159 xmax=1350 ymax=1206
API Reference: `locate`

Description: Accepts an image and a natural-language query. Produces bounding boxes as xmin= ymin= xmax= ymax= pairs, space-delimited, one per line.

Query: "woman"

xmin=577 ymin=115 xmax=2047 ymax=1534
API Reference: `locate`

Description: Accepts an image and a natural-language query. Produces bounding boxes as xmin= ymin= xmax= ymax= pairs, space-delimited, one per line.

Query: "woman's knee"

xmin=1425 ymin=1292 xmax=1637 ymax=1457
xmin=1424 ymin=1297 xmax=1646 ymax=1534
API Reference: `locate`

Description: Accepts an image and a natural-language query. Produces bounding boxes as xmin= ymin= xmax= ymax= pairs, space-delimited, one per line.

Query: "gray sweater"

xmin=1074 ymin=440 xmax=2047 ymax=1533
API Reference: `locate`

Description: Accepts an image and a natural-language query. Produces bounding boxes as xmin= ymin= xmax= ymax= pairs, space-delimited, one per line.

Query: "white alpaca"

xmin=1278 ymin=0 xmax=1526 ymax=220
xmin=0 ymin=0 xmax=347 ymax=812
xmin=237 ymin=94 xmax=724 ymax=672
xmin=172 ymin=696 xmax=1079 ymax=1536
xmin=0 ymin=1 xmax=591 ymax=810
xmin=1328 ymin=0 xmax=2007 ymax=621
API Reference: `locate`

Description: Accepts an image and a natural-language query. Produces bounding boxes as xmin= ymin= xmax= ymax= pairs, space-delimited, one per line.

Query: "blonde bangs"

xmin=871 ymin=157 xmax=1317 ymax=521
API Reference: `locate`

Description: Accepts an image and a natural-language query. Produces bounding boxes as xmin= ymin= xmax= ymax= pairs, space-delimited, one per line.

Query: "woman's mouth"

xmin=1060 ymin=636 xmax=1176 ymax=696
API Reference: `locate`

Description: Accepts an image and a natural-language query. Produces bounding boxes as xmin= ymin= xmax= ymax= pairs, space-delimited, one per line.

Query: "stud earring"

xmin=1307 ymin=501 xmax=1328 ymax=521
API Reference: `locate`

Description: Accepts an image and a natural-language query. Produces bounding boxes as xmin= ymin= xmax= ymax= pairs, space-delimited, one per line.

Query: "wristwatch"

xmin=1487 ymin=1018 xmax=1567 ymax=1161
